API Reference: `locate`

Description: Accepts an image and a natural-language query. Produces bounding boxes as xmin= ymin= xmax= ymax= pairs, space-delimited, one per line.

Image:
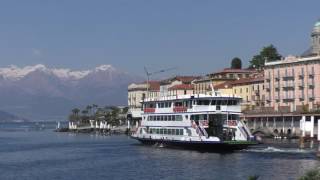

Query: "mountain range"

xmin=0 ymin=64 xmax=141 ymax=121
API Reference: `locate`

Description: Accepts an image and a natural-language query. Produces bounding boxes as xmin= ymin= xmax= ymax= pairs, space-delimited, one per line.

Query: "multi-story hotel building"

xmin=265 ymin=20 xmax=320 ymax=112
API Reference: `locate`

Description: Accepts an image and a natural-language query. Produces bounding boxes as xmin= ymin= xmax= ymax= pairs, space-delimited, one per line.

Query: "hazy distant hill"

xmin=0 ymin=64 xmax=141 ymax=120
xmin=0 ymin=110 xmax=26 ymax=122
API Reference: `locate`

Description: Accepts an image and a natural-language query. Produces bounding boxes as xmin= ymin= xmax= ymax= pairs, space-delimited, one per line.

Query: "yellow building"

xmin=193 ymin=68 xmax=258 ymax=94
xmin=213 ymin=76 xmax=265 ymax=111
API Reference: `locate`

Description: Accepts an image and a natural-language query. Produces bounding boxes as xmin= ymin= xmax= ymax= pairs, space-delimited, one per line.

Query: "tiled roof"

xmin=210 ymin=68 xmax=257 ymax=75
xmin=213 ymin=81 xmax=234 ymax=89
xmin=148 ymin=81 xmax=160 ymax=91
xmin=169 ymin=84 xmax=194 ymax=90
xmin=230 ymin=77 xmax=264 ymax=86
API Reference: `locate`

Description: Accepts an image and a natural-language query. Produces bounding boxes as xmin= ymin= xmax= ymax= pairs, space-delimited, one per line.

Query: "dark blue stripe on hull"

xmin=132 ymin=137 xmax=253 ymax=152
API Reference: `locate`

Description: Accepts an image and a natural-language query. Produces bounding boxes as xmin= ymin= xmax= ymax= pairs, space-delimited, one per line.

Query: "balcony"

xmin=298 ymin=72 xmax=305 ymax=79
xmin=309 ymin=93 xmax=315 ymax=100
xmin=299 ymin=94 xmax=305 ymax=100
xmin=275 ymin=74 xmax=280 ymax=81
xmin=309 ymin=80 xmax=315 ymax=88
xmin=298 ymin=81 xmax=304 ymax=89
xmin=283 ymin=72 xmax=294 ymax=80
xmin=266 ymin=96 xmax=271 ymax=102
xmin=283 ymin=95 xmax=295 ymax=102
xmin=265 ymin=83 xmax=270 ymax=91
xmin=275 ymin=83 xmax=280 ymax=90
xmin=282 ymin=82 xmax=295 ymax=90
xmin=308 ymin=71 xmax=314 ymax=78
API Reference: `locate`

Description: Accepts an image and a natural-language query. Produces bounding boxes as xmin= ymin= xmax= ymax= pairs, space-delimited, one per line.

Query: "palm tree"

xmin=69 ymin=108 xmax=80 ymax=122
xmin=72 ymin=108 xmax=80 ymax=116
xmin=86 ymin=105 xmax=93 ymax=117
xmin=92 ymin=104 xmax=98 ymax=115
xmin=80 ymin=110 xmax=89 ymax=125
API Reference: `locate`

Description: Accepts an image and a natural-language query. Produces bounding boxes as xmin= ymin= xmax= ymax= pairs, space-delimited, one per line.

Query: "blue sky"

xmin=0 ymin=0 xmax=319 ymax=77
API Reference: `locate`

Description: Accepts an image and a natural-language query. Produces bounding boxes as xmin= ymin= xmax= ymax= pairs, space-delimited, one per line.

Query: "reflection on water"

xmin=0 ymin=122 xmax=319 ymax=180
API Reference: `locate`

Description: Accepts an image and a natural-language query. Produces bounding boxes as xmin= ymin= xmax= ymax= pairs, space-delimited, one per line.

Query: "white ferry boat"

xmin=131 ymin=92 xmax=257 ymax=151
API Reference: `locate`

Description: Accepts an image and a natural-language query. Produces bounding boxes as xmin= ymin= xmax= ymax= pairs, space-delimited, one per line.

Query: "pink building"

xmin=265 ymin=55 xmax=320 ymax=112
xmin=264 ymin=20 xmax=320 ymax=112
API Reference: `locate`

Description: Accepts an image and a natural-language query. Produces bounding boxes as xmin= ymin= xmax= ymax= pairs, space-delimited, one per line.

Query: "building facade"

xmin=265 ymin=20 xmax=320 ymax=112
xmin=160 ymin=76 xmax=198 ymax=97
xmin=128 ymin=81 xmax=160 ymax=119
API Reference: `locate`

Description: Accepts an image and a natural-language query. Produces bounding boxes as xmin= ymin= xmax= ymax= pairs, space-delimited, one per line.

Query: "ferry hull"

xmin=132 ymin=137 xmax=257 ymax=152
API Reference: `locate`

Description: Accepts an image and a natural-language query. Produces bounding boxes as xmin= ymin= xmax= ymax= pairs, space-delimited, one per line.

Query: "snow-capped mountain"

xmin=0 ymin=64 xmax=117 ymax=81
xmin=0 ymin=64 xmax=141 ymax=120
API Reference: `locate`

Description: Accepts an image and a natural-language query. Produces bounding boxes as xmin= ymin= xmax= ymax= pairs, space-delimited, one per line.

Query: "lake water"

xmin=0 ymin=122 xmax=319 ymax=180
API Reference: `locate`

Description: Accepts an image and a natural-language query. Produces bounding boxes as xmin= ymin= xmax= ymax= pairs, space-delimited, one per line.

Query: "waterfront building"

xmin=232 ymin=76 xmax=265 ymax=110
xmin=193 ymin=76 xmax=228 ymax=94
xmin=168 ymin=84 xmax=194 ymax=96
xmin=212 ymin=75 xmax=265 ymax=111
xmin=244 ymin=20 xmax=320 ymax=137
xmin=127 ymin=81 xmax=160 ymax=120
xmin=264 ymin=20 xmax=320 ymax=112
xmin=193 ymin=68 xmax=258 ymax=94
xmin=160 ymin=76 xmax=199 ymax=97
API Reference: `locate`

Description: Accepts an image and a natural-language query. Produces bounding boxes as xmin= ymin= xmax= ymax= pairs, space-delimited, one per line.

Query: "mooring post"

xmin=311 ymin=116 xmax=314 ymax=138
xmin=317 ymin=119 xmax=320 ymax=158
xmin=299 ymin=116 xmax=305 ymax=149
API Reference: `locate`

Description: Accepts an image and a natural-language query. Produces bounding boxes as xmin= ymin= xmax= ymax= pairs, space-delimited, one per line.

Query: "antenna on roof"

xmin=144 ymin=66 xmax=177 ymax=98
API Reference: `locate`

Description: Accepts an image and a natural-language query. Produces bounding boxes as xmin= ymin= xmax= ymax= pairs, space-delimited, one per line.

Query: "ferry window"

xmin=216 ymin=100 xmax=221 ymax=105
xmin=175 ymin=102 xmax=183 ymax=106
xmin=160 ymin=116 xmax=163 ymax=121
xmin=157 ymin=116 xmax=160 ymax=121
xmin=164 ymin=116 xmax=168 ymax=121
xmin=160 ymin=129 xmax=164 ymax=134
xmin=164 ymin=129 xmax=168 ymax=134
xmin=168 ymin=116 xmax=172 ymax=121
xmin=211 ymin=100 xmax=216 ymax=105
xmin=179 ymin=129 xmax=183 ymax=135
xmin=203 ymin=100 xmax=210 ymax=105
xmin=172 ymin=115 xmax=176 ymax=121
xmin=175 ymin=129 xmax=179 ymax=135
xmin=191 ymin=115 xmax=199 ymax=121
xmin=199 ymin=114 xmax=207 ymax=120
xmin=185 ymin=115 xmax=188 ymax=120
xmin=176 ymin=115 xmax=182 ymax=121
xmin=156 ymin=129 xmax=160 ymax=134
xmin=168 ymin=129 xmax=172 ymax=134
xmin=172 ymin=129 xmax=175 ymax=135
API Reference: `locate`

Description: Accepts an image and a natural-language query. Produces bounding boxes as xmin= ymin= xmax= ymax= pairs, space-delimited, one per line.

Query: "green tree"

xmin=249 ymin=44 xmax=282 ymax=69
xmin=69 ymin=108 xmax=80 ymax=122
xmin=86 ymin=105 xmax=92 ymax=116
xmin=231 ymin=57 xmax=242 ymax=69
xmin=299 ymin=169 xmax=320 ymax=180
